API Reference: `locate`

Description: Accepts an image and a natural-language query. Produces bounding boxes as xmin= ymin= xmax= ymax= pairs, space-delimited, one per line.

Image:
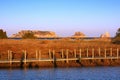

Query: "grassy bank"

xmin=0 ymin=39 xmax=120 ymax=68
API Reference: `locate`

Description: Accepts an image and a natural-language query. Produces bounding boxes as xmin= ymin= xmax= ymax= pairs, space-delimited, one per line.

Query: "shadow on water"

xmin=20 ymin=53 xmax=24 ymax=69
xmin=53 ymin=56 xmax=57 ymax=68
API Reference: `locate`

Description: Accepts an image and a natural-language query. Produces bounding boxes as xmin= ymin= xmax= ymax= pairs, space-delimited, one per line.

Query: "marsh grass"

xmin=0 ymin=39 xmax=120 ymax=59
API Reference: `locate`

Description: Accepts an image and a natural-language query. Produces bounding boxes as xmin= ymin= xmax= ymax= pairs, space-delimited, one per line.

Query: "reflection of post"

xmin=87 ymin=48 xmax=88 ymax=57
xmin=117 ymin=48 xmax=119 ymax=59
xmin=105 ymin=49 xmax=106 ymax=58
xmin=79 ymin=49 xmax=81 ymax=62
xmin=66 ymin=49 xmax=69 ymax=63
xmin=92 ymin=48 xmax=94 ymax=58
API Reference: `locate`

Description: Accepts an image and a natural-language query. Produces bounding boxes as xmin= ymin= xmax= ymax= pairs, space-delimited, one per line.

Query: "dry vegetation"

xmin=0 ymin=38 xmax=120 ymax=68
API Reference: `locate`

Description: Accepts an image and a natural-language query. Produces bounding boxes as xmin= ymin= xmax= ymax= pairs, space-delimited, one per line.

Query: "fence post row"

xmin=1 ymin=48 xmax=120 ymax=64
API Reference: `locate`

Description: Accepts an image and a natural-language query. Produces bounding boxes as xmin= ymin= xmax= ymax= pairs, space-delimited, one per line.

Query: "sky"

xmin=0 ymin=0 xmax=120 ymax=37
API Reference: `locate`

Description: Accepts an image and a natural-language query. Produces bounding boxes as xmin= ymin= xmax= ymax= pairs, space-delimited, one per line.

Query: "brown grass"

xmin=0 ymin=39 xmax=120 ymax=68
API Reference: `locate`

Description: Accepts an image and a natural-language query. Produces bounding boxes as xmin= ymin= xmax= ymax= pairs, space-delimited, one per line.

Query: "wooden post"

xmin=10 ymin=51 xmax=12 ymax=65
xmin=110 ymin=48 xmax=112 ymax=57
xmin=61 ymin=49 xmax=64 ymax=58
xmin=24 ymin=50 xmax=26 ymax=65
xmin=39 ymin=50 xmax=41 ymax=60
xmin=105 ymin=49 xmax=106 ymax=58
xmin=98 ymin=48 xmax=101 ymax=57
xmin=8 ymin=50 xmax=10 ymax=60
xmin=53 ymin=50 xmax=55 ymax=59
xmin=49 ymin=49 xmax=51 ymax=59
xmin=79 ymin=49 xmax=81 ymax=62
xmin=92 ymin=48 xmax=94 ymax=58
xmin=36 ymin=50 xmax=38 ymax=59
xmin=53 ymin=50 xmax=55 ymax=63
xmin=74 ymin=49 xmax=77 ymax=58
xmin=66 ymin=49 xmax=69 ymax=63
xmin=87 ymin=48 xmax=88 ymax=57
xmin=117 ymin=48 xmax=119 ymax=59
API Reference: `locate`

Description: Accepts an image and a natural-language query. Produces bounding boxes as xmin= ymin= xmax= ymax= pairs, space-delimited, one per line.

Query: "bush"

xmin=22 ymin=32 xmax=37 ymax=39
xmin=0 ymin=29 xmax=7 ymax=39
xmin=112 ymin=28 xmax=120 ymax=44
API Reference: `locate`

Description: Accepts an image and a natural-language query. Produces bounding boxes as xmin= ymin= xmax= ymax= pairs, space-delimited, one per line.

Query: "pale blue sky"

xmin=0 ymin=0 xmax=120 ymax=37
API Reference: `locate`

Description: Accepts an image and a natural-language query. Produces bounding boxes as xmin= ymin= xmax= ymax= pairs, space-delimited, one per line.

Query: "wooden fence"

xmin=0 ymin=48 xmax=119 ymax=65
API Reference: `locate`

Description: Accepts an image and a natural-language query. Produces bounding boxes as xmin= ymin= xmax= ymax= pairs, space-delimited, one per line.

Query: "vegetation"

xmin=22 ymin=32 xmax=37 ymax=39
xmin=112 ymin=28 xmax=120 ymax=44
xmin=0 ymin=29 xmax=7 ymax=39
xmin=0 ymin=39 xmax=120 ymax=68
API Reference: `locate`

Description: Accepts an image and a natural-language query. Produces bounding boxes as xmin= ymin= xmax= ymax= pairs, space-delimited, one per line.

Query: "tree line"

xmin=0 ymin=28 xmax=120 ymax=44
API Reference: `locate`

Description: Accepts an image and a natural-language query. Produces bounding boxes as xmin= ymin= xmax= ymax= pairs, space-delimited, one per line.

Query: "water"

xmin=0 ymin=67 xmax=120 ymax=80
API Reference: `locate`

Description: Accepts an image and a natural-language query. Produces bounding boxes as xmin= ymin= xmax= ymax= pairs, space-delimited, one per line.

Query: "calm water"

xmin=0 ymin=67 xmax=120 ymax=80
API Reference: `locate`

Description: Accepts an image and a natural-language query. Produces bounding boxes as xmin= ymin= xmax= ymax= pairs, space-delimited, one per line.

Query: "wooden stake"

xmin=74 ymin=49 xmax=77 ymax=58
xmin=79 ymin=49 xmax=81 ymax=62
xmin=117 ymin=48 xmax=119 ymax=59
xmin=66 ymin=49 xmax=69 ymax=63
xmin=53 ymin=50 xmax=55 ymax=63
xmin=105 ymin=49 xmax=106 ymax=58
xmin=8 ymin=50 xmax=10 ymax=60
xmin=98 ymin=48 xmax=101 ymax=57
xmin=87 ymin=48 xmax=88 ymax=57
xmin=61 ymin=49 xmax=64 ymax=58
xmin=24 ymin=50 xmax=26 ymax=65
xmin=10 ymin=51 xmax=12 ymax=65
xmin=110 ymin=48 xmax=112 ymax=57
xmin=39 ymin=50 xmax=41 ymax=60
xmin=53 ymin=50 xmax=55 ymax=59
xmin=36 ymin=50 xmax=38 ymax=59
xmin=49 ymin=49 xmax=51 ymax=59
xmin=92 ymin=48 xmax=94 ymax=58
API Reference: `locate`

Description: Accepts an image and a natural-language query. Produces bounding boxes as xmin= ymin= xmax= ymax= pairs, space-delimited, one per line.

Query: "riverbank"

xmin=0 ymin=39 xmax=120 ymax=68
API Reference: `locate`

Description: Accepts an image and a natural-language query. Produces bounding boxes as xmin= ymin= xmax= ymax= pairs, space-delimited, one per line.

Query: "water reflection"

xmin=0 ymin=67 xmax=120 ymax=80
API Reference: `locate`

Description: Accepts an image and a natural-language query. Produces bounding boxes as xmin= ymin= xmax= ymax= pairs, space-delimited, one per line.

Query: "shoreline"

xmin=0 ymin=59 xmax=120 ymax=69
xmin=0 ymin=39 xmax=120 ymax=68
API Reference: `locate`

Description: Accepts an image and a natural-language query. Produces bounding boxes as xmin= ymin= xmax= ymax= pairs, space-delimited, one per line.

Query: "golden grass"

xmin=0 ymin=39 xmax=120 ymax=67
xmin=0 ymin=38 xmax=119 ymax=53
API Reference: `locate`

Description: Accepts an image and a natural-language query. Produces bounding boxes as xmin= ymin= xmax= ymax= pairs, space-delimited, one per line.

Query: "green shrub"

xmin=22 ymin=32 xmax=37 ymax=39
xmin=0 ymin=29 xmax=7 ymax=39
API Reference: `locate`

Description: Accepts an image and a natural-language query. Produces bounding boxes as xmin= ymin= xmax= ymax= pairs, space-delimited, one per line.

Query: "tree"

xmin=112 ymin=28 xmax=120 ymax=44
xmin=22 ymin=32 xmax=37 ymax=39
xmin=0 ymin=29 xmax=7 ymax=39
